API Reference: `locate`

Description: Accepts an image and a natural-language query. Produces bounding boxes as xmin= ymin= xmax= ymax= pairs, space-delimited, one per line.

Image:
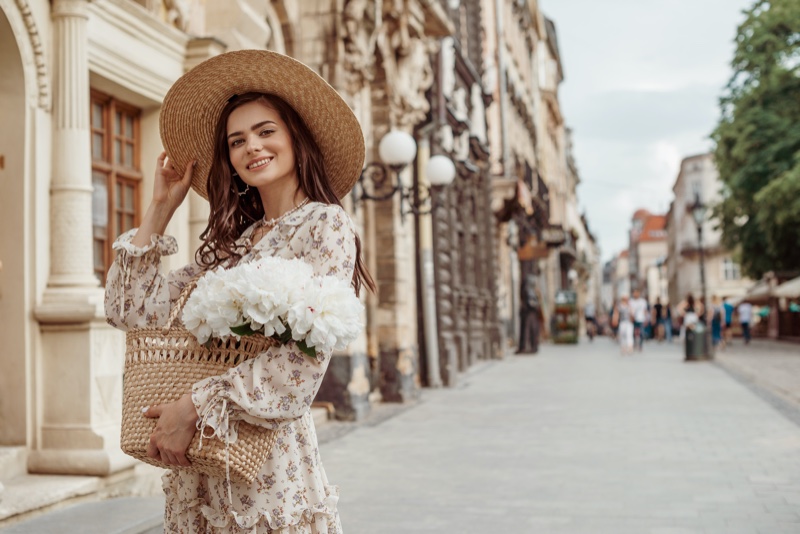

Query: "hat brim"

xmin=159 ymin=50 xmax=365 ymax=200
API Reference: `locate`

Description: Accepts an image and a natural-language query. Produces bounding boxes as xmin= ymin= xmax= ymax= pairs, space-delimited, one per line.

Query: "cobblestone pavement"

xmin=714 ymin=339 xmax=800 ymax=418
xmin=322 ymin=338 xmax=800 ymax=534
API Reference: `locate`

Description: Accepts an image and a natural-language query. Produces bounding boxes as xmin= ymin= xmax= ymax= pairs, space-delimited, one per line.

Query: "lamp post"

xmin=690 ymin=193 xmax=708 ymax=323
xmin=688 ymin=192 xmax=712 ymax=360
xmin=352 ymin=130 xmax=456 ymax=222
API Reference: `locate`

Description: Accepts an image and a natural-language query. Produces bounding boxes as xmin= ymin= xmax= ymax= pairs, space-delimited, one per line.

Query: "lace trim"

xmin=112 ymin=228 xmax=178 ymax=257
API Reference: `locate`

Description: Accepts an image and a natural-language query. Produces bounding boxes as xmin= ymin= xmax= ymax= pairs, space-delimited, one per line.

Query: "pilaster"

xmin=30 ymin=0 xmax=134 ymax=477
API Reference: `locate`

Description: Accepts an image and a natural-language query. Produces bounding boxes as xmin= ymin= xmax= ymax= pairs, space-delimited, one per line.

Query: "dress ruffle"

xmin=165 ymin=473 xmax=341 ymax=533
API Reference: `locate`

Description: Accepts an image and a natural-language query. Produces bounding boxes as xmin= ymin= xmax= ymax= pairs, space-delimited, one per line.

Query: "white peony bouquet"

xmin=181 ymin=256 xmax=364 ymax=358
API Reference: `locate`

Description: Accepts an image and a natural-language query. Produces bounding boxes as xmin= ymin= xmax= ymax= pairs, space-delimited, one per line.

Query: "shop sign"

xmin=541 ymin=225 xmax=567 ymax=247
xmin=517 ymin=237 xmax=549 ymax=260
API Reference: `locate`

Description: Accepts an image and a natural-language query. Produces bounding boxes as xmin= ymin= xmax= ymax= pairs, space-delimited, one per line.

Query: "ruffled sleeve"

xmin=104 ymin=228 xmax=201 ymax=330
xmin=191 ymin=205 xmax=358 ymax=438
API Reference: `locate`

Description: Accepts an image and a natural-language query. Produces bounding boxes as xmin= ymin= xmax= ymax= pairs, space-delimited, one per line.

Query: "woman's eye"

xmin=230 ymin=139 xmax=243 ymax=147
xmin=260 ymin=129 xmax=274 ymax=136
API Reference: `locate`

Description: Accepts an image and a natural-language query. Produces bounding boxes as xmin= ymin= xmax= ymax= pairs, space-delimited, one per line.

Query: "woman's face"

xmin=226 ymin=100 xmax=297 ymax=191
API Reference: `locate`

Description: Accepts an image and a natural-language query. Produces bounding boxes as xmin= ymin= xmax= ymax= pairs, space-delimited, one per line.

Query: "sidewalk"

xmin=322 ymin=338 xmax=800 ymax=533
xmin=6 ymin=338 xmax=800 ymax=533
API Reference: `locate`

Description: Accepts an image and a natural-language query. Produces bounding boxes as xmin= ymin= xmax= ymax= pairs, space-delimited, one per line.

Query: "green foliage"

xmin=711 ymin=0 xmax=800 ymax=278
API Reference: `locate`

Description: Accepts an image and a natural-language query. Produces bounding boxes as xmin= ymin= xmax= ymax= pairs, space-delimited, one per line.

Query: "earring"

xmin=237 ymin=184 xmax=250 ymax=197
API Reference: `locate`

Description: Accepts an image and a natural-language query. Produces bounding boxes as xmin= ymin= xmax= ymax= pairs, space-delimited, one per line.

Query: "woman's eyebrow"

xmin=227 ymin=120 xmax=277 ymax=140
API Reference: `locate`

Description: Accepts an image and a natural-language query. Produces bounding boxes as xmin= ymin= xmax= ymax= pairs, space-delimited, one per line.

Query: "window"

xmin=91 ymin=90 xmax=142 ymax=284
xmin=722 ymin=258 xmax=741 ymax=281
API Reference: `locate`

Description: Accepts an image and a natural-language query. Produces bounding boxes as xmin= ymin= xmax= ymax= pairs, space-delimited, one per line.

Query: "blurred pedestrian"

xmin=612 ymin=295 xmax=634 ymax=355
xmin=710 ymin=295 xmax=724 ymax=349
xmin=738 ymin=300 xmax=753 ymax=344
xmin=722 ymin=296 xmax=735 ymax=346
xmin=517 ymin=274 xmax=542 ymax=354
xmin=584 ymin=301 xmax=597 ymax=341
xmin=664 ymin=303 xmax=674 ymax=343
xmin=652 ymin=296 xmax=665 ymax=342
xmin=630 ymin=289 xmax=648 ymax=351
xmin=677 ymin=293 xmax=702 ymax=340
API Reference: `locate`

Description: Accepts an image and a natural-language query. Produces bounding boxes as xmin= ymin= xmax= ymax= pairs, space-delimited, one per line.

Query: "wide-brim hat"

xmin=159 ymin=49 xmax=365 ymax=200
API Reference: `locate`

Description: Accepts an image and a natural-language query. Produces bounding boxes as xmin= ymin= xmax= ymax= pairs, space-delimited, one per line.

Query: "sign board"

xmin=541 ymin=225 xmax=567 ymax=247
xmin=517 ymin=237 xmax=549 ymax=260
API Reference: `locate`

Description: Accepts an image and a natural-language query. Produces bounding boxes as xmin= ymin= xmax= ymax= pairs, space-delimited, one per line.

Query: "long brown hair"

xmin=196 ymin=92 xmax=375 ymax=295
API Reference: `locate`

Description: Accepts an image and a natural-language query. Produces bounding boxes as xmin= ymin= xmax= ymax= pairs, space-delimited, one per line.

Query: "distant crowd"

xmin=588 ymin=291 xmax=762 ymax=355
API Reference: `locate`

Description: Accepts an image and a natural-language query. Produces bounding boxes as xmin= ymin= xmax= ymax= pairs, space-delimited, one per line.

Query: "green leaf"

xmin=296 ymin=340 xmax=317 ymax=359
xmin=231 ymin=324 xmax=257 ymax=337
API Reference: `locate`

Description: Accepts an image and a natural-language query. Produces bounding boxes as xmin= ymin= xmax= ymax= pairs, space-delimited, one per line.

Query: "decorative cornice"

xmin=13 ymin=0 xmax=50 ymax=110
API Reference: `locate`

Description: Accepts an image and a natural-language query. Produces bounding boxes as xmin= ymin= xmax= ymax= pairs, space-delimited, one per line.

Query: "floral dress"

xmin=105 ymin=202 xmax=355 ymax=533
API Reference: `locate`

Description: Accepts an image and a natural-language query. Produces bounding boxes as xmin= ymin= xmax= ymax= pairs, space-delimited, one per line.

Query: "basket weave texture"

xmin=121 ymin=281 xmax=279 ymax=483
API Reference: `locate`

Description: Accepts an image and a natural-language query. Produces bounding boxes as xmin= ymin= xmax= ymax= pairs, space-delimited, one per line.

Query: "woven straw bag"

xmin=120 ymin=278 xmax=279 ymax=483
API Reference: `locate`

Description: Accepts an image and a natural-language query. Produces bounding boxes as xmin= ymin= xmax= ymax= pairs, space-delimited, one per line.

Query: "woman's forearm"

xmin=131 ymin=201 xmax=175 ymax=248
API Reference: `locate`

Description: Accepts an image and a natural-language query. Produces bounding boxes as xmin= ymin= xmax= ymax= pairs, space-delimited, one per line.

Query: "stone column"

xmin=30 ymin=0 xmax=136 ymax=476
xmin=47 ymin=0 xmax=97 ymax=292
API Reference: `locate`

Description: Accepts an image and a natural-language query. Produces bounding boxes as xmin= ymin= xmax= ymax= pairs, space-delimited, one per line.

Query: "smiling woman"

xmin=104 ymin=49 xmax=376 ymax=533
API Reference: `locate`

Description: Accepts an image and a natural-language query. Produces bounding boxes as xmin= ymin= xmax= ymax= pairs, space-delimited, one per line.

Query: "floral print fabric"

xmin=105 ymin=202 xmax=355 ymax=533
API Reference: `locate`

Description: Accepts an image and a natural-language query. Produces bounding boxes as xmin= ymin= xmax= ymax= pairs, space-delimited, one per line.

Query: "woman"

xmin=678 ymin=293 xmax=702 ymax=340
xmin=612 ymin=295 xmax=634 ymax=355
xmin=105 ymin=50 xmax=373 ymax=533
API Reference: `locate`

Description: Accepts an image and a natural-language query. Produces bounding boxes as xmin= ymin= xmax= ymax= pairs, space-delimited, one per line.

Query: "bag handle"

xmin=163 ymin=273 xmax=203 ymax=333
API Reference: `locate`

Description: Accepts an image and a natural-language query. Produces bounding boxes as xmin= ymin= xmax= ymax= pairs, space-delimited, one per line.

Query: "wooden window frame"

xmin=91 ymin=90 xmax=142 ymax=284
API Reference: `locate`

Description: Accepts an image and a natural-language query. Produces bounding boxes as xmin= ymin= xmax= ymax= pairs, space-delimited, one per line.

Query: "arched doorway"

xmin=0 ymin=7 xmax=30 ymax=446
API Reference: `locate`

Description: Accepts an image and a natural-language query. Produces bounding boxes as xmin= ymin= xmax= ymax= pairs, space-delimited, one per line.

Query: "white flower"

xmin=180 ymin=255 xmax=363 ymax=354
xmin=287 ymin=275 xmax=364 ymax=353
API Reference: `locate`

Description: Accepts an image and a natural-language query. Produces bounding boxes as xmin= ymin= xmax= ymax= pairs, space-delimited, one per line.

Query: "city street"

xmin=5 ymin=338 xmax=800 ymax=533
xmin=322 ymin=338 xmax=800 ymax=534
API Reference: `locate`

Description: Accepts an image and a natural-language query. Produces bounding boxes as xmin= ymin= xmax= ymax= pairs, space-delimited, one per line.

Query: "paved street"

xmin=5 ymin=338 xmax=800 ymax=533
xmin=323 ymin=338 xmax=800 ymax=534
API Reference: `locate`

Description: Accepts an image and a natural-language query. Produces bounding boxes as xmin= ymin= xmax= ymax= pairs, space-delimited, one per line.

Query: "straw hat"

xmin=159 ymin=49 xmax=365 ymax=200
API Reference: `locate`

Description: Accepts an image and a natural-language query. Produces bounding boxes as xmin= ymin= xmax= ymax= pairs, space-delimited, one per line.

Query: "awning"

xmin=743 ymin=279 xmax=773 ymax=304
xmin=775 ymin=276 xmax=800 ymax=298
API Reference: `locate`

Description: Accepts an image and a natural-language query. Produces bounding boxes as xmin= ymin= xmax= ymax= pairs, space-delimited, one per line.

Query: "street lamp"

xmin=353 ymin=130 xmax=456 ymax=222
xmin=690 ymin=192 xmax=708 ymax=322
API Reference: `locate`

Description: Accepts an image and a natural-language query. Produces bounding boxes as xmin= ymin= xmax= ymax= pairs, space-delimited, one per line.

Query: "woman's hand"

xmin=144 ymin=393 xmax=199 ymax=467
xmin=152 ymin=151 xmax=195 ymax=213
xmin=130 ymin=153 xmax=195 ymax=248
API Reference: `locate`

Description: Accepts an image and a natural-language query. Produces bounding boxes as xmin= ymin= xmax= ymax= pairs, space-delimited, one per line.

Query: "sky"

xmin=537 ymin=0 xmax=754 ymax=262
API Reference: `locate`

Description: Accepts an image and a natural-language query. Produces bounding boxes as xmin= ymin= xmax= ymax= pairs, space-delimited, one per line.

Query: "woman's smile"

xmin=247 ymin=156 xmax=273 ymax=170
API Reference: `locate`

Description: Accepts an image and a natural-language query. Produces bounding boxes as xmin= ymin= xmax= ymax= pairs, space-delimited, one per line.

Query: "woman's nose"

xmin=246 ymin=135 xmax=261 ymax=153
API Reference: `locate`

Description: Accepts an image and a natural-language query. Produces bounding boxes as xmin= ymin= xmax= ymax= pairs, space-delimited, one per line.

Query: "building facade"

xmin=483 ymin=0 xmax=584 ymax=346
xmin=628 ymin=209 xmax=668 ymax=303
xmin=666 ymin=153 xmax=753 ymax=308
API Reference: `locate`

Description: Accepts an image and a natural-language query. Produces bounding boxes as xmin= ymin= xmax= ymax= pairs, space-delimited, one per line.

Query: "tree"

xmin=711 ymin=0 xmax=800 ymax=279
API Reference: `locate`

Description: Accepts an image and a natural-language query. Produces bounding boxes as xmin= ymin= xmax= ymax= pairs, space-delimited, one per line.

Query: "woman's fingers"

xmin=180 ymin=160 xmax=196 ymax=188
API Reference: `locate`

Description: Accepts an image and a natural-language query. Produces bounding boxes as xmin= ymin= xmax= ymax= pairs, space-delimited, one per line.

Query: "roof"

xmin=632 ymin=209 xmax=651 ymax=221
xmin=619 ymin=250 xmax=629 ymax=259
xmin=639 ymin=215 xmax=667 ymax=242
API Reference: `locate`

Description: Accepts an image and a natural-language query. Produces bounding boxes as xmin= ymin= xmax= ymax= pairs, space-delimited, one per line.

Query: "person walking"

xmin=517 ymin=274 xmax=542 ymax=354
xmin=652 ymin=297 xmax=665 ymax=342
xmin=584 ymin=300 xmax=597 ymax=341
xmin=722 ymin=296 xmax=735 ymax=346
xmin=738 ymin=300 xmax=753 ymax=345
xmin=664 ymin=303 xmax=674 ymax=343
xmin=677 ymin=293 xmax=702 ymax=341
xmin=105 ymin=50 xmax=374 ymax=533
xmin=710 ymin=295 xmax=724 ymax=349
xmin=612 ymin=295 xmax=634 ymax=355
xmin=630 ymin=289 xmax=649 ymax=351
